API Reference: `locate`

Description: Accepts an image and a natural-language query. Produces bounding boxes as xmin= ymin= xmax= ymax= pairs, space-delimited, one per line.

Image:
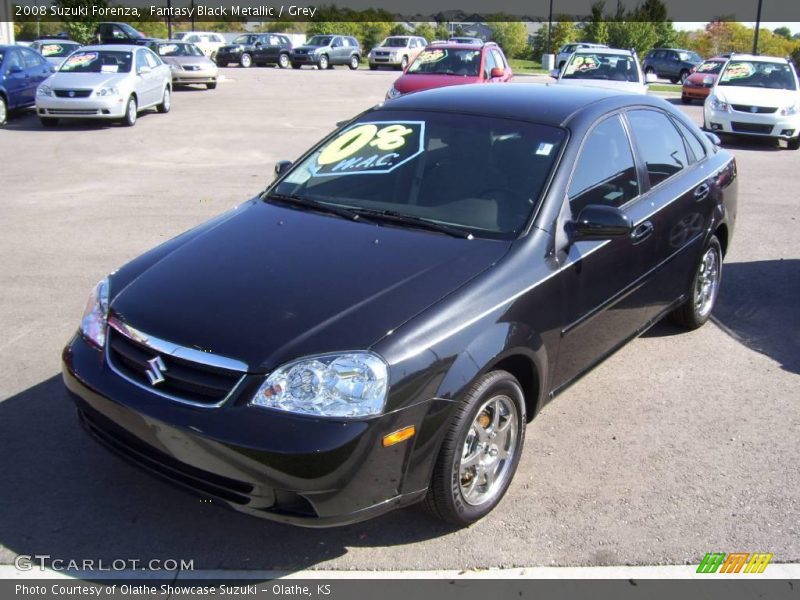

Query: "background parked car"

xmin=148 ymin=41 xmax=219 ymax=89
xmin=30 ymin=39 xmax=82 ymax=69
xmin=387 ymin=41 xmax=512 ymax=99
xmin=94 ymin=22 xmax=157 ymax=46
xmin=368 ymin=36 xmax=427 ymax=71
xmin=681 ymin=57 xmax=727 ymax=104
xmin=36 ymin=45 xmax=172 ymax=127
xmin=553 ymin=48 xmax=653 ymax=95
xmin=449 ymin=36 xmax=483 ymax=44
xmin=290 ymin=35 xmax=361 ymax=70
xmin=0 ymin=44 xmax=54 ymax=126
xmin=173 ymin=31 xmax=226 ymax=60
xmin=643 ymin=48 xmax=703 ymax=83
xmin=556 ymin=42 xmax=607 ymax=69
xmin=216 ymin=34 xmax=293 ymax=68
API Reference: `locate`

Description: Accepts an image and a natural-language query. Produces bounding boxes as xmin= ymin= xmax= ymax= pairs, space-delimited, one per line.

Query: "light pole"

xmin=752 ymin=0 xmax=763 ymax=55
xmin=167 ymin=0 xmax=173 ymax=40
xmin=546 ymin=0 xmax=553 ymax=55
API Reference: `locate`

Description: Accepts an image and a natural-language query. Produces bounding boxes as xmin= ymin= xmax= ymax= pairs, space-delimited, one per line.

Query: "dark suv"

xmin=215 ymin=34 xmax=293 ymax=68
xmin=94 ymin=22 xmax=156 ymax=46
xmin=643 ymin=48 xmax=703 ymax=83
xmin=290 ymin=35 xmax=361 ymax=70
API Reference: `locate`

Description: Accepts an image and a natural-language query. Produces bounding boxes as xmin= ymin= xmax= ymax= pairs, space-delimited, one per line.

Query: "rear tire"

xmin=0 ymin=95 xmax=7 ymax=127
xmin=669 ymin=236 xmax=722 ymax=330
xmin=121 ymin=96 xmax=137 ymax=127
xmin=156 ymin=86 xmax=170 ymax=113
xmin=681 ymin=95 xmax=692 ymax=104
xmin=239 ymin=53 xmax=252 ymax=68
xmin=40 ymin=117 xmax=59 ymax=127
xmin=206 ymin=81 xmax=217 ymax=90
xmin=422 ymin=370 xmax=526 ymax=526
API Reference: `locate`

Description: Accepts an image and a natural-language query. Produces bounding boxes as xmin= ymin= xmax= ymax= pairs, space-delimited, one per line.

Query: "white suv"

xmin=174 ymin=32 xmax=226 ymax=60
xmin=553 ymin=48 xmax=655 ymax=95
xmin=704 ymin=54 xmax=800 ymax=150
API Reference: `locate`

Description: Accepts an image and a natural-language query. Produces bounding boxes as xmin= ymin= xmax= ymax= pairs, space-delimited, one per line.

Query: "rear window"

xmin=563 ymin=53 xmax=640 ymax=83
xmin=39 ymin=43 xmax=79 ymax=58
xmin=696 ymin=61 xmax=724 ymax=74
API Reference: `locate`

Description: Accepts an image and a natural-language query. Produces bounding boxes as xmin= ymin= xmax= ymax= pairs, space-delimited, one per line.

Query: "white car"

xmin=35 ymin=45 xmax=172 ymax=127
xmin=556 ymin=42 xmax=607 ymax=70
xmin=704 ymin=54 xmax=800 ymax=150
xmin=553 ymin=48 xmax=655 ymax=95
xmin=174 ymin=31 xmax=227 ymax=60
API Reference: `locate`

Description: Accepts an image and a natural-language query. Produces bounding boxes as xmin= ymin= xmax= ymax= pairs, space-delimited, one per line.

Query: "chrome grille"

xmin=731 ymin=104 xmax=777 ymax=114
xmin=54 ymin=89 xmax=93 ymax=98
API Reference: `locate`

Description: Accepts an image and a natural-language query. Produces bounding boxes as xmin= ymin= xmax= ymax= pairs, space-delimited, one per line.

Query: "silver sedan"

xmin=35 ymin=44 xmax=172 ymax=127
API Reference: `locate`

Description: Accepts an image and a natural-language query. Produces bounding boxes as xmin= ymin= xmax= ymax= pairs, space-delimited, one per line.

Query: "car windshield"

xmin=232 ymin=35 xmax=255 ymax=44
xmin=58 ymin=50 xmax=132 ymax=73
xmin=268 ymin=111 xmax=566 ymax=239
xmin=308 ymin=36 xmax=333 ymax=46
xmin=718 ymin=61 xmax=797 ymax=90
xmin=157 ymin=43 xmax=203 ymax=57
xmin=563 ymin=53 xmax=640 ymax=83
xmin=382 ymin=38 xmax=408 ymax=47
xmin=407 ymin=48 xmax=482 ymax=76
xmin=39 ymin=42 xmax=79 ymax=57
xmin=696 ymin=60 xmax=724 ymax=74
xmin=120 ymin=24 xmax=144 ymax=39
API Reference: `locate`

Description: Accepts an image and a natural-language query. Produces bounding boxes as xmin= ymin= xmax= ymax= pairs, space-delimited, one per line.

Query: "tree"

xmin=531 ymin=23 xmax=550 ymax=59
xmin=551 ymin=18 xmax=577 ymax=53
xmin=52 ymin=0 xmax=108 ymax=44
xmin=773 ymin=27 xmax=792 ymax=40
xmin=583 ymin=1 xmax=609 ymax=45
xmin=414 ymin=23 xmax=436 ymax=44
xmin=489 ymin=22 xmax=528 ymax=59
xmin=607 ymin=20 xmax=658 ymax=56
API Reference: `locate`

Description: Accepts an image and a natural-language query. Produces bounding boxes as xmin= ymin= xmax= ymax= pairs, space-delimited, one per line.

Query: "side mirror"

xmin=703 ymin=131 xmax=721 ymax=147
xmin=574 ymin=205 xmax=632 ymax=240
xmin=549 ymin=68 xmax=560 ymax=78
xmin=274 ymin=160 xmax=293 ymax=178
xmin=645 ymin=72 xmax=658 ymax=84
xmin=138 ymin=65 xmax=151 ymax=75
xmin=490 ymin=67 xmax=505 ymax=79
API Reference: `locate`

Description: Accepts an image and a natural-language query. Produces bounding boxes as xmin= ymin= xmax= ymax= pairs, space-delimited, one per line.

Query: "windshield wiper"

xmin=352 ymin=208 xmax=474 ymax=239
xmin=264 ymin=193 xmax=361 ymax=222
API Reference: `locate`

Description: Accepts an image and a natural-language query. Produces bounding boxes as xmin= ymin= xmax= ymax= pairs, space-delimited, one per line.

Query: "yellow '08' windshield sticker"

xmin=314 ymin=121 xmax=425 ymax=176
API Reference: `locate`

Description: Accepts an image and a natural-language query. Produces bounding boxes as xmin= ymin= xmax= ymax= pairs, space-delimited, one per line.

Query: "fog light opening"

xmin=780 ymin=129 xmax=795 ymax=137
xmin=382 ymin=426 xmax=416 ymax=447
xmin=710 ymin=123 xmax=723 ymax=131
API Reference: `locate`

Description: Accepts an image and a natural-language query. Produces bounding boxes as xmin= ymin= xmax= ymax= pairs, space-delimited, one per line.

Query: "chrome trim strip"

xmin=108 ymin=316 xmax=248 ymax=372
xmin=105 ymin=317 xmax=249 ymax=409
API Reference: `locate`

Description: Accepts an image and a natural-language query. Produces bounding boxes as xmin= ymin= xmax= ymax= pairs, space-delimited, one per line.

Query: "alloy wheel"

xmin=694 ymin=246 xmax=720 ymax=319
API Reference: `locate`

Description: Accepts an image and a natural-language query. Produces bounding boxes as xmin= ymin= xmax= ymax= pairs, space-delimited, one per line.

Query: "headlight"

xmin=780 ymin=104 xmax=799 ymax=116
xmin=385 ymin=86 xmax=401 ymax=100
xmin=37 ymin=85 xmax=52 ymax=97
xmin=708 ymin=95 xmax=729 ymax=112
xmin=251 ymin=352 xmax=389 ymax=418
xmin=96 ymin=86 xmax=119 ymax=97
xmin=80 ymin=278 xmax=110 ymax=349
xmin=169 ymin=63 xmax=182 ymax=71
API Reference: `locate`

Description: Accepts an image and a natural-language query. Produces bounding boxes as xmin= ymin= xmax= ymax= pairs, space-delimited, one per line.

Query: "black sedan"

xmin=63 ymin=84 xmax=737 ymax=527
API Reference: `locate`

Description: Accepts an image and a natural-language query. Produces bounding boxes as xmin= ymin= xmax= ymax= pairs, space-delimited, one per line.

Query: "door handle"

xmin=631 ymin=221 xmax=654 ymax=243
xmin=694 ymin=183 xmax=710 ymax=201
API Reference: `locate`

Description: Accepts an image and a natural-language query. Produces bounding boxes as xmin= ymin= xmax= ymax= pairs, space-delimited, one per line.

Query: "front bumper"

xmin=36 ymin=94 xmax=128 ymax=119
xmin=290 ymin=54 xmax=318 ymax=64
xmin=681 ymin=83 xmax=711 ymax=100
xmin=704 ymin=105 xmax=800 ymax=139
xmin=171 ymin=67 xmax=218 ymax=85
xmin=62 ymin=334 xmax=441 ymax=527
xmin=369 ymin=54 xmax=403 ymax=66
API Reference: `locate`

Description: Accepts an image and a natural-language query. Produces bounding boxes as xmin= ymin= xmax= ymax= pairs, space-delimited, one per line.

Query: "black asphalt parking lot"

xmin=0 ymin=67 xmax=797 ymax=571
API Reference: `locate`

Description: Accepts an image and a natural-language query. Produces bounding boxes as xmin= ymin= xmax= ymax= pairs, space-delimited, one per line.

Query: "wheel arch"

xmin=714 ymin=222 xmax=729 ymax=257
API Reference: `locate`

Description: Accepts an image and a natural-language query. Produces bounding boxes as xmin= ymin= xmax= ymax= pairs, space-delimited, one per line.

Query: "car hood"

xmin=110 ymin=201 xmax=511 ymax=371
xmin=713 ymin=85 xmax=799 ymax=107
xmin=557 ymin=78 xmax=646 ymax=94
xmin=46 ymin=71 xmax=129 ymax=88
xmin=164 ymin=56 xmax=215 ymax=68
xmin=686 ymin=71 xmax=717 ymax=86
xmin=292 ymin=45 xmax=325 ymax=52
xmin=394 ymin=73 xmax=480 ymax=93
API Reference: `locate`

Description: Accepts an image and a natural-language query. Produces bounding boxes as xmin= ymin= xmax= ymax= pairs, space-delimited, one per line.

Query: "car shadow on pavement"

xmin=711 ymin=259 xmax=800 ymax=375
xmin=3 ymin=111 xmax=161 ymax=132
xmin=0 ymin=376 xmax=457 ymax=572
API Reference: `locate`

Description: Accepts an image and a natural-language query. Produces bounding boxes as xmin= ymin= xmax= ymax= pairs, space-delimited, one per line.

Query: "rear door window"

xmin=626 ymin=109 xmax=689 ymax=187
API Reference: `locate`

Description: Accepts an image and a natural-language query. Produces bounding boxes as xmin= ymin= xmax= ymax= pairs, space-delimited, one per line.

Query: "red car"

xmin=386 ymin=41 xmax=513 ymax=99
xmin=681 ymin=57 xmax=727 ymax=104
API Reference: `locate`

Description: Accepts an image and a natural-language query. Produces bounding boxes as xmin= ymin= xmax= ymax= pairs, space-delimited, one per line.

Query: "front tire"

xmin=0 ymin=95 xmax=7 ymax=127
xmin=679 ymin=69 xmax=689 ymax=84
xmin=399 ymin=55 xmax=409 ymax=70
xmin=157 ymin=86 xmax=171 ymax=113
xmin=278 ymin=53 xmax=290 ymax=69
xmin=422 ymin=370 xmax=526 ymax=526
xmin=317 ymin=54 xmax=329 ymax=70
xmin=239 ymin=53 xmax=252 ymax=68
xmin=121 ymin=95 xmax=137 ymax=127
xmin=788 ymin=137 xmax=800 ymax=150
xmin=206 ymin=80 xmax=217 ymax=90
xmin=349 ymin=54 xmax=360 ymax=70
xmin=670 ymin=236 xmax=722 ymax=329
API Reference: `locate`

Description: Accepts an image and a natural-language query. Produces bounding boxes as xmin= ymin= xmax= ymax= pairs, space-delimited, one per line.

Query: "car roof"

xmin=380 ymin=83 xmax=652 ymax=126
xmin=77 ymin=44 xmax=143 ymax=52
xmin=574 ymin=47 xmax=635 ymax=56
xmin=727 ymin=53 xmax=789 ymax=63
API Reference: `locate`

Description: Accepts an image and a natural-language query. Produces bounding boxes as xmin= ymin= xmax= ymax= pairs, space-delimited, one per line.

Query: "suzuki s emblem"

xmin=68 ymin=90 xmax=75 ymax=97
xmin=145 ymin=356 xmax=167 ymax=385
xmin=750 ymin=106 xmax=758 ymax=113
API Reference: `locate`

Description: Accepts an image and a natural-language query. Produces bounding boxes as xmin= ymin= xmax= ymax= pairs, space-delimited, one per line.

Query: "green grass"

xmin=507 ymin=59 xmax=549 ymax=75
xmin=648 ymin=83 xmax=682 ymax=93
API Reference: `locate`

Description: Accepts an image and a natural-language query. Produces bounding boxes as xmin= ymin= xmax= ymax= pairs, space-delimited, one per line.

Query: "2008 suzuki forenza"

xmin=63 ymin=84 xmax=737 ymax=527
